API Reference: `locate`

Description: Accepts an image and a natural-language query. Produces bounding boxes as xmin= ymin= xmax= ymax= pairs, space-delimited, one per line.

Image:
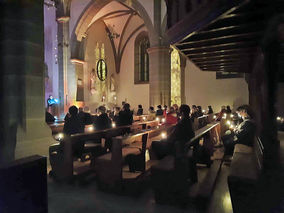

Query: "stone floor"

xmin=48 ymin=162 xmax=233 ymax=213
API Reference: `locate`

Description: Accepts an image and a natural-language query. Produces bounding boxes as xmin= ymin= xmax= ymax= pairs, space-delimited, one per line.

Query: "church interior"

xmin=1 ymin=0 xmax=284 ymax=212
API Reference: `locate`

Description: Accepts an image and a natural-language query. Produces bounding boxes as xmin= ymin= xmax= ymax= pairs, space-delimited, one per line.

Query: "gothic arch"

xmin=70 ymin=0 xmax=160 ymax=60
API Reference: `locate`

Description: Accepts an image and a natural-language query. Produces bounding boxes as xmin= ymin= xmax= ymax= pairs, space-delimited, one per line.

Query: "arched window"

xmin=134 ymin=31 xmax=150 ymax=84
xmin=171 ymin=48 xmax=181 ymax=106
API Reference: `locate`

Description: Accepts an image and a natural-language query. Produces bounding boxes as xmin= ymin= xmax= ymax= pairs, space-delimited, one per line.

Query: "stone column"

xmin=56 ymin=15 xmax=69 ymax=116
xmin=0 ymin=0 xmax=53 ymax=163
xmin=148 ymin=46 xmax=172 ymax=107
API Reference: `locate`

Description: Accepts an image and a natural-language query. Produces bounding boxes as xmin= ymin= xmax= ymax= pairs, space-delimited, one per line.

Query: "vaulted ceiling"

xmin=171 ymin=0 xmax=284 ymax=74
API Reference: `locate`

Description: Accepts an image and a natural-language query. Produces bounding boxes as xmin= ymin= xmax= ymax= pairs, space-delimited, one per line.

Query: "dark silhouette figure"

xmin=94 ymin=106 xmax=112 ymax=130
xmin=63 ymin=106 xmax=84 ymax=135
xmin=137 ymin=104 xmax=143 ymax=115
xmin=118 ymin=103 xmax=133 ymax=126
xmin=156 ymin=105 xmax=163 ymax=116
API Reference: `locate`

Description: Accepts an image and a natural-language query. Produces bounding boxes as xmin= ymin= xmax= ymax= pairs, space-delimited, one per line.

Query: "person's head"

xmin=98 ymin=106 xmax=106 ymax=114
xmin=208 ymin=105 xmax=212 ymax=110
xmin=115 ymin=106 xmax=120 ymax=113
xmin=157 ymin=105 xmax=162 ymax=109
xmin=197 ymin=106 xmax=202 ymax=111
xmin=179 ymin=105 xmax=190 ymax=117
xmin=138 ymin=104 xmax=142 ymax=109
xmin=164 ymin=105 xmax=167 ymax=110
xmin=123 ymin=103 xmax=130 ymax=111
xmin=169 ymin=107 xmax=175 ymax=114
xmin=49 ymin=95 xmax=53 ymax=99
xmin=236 ymin=105 xmax=254 ymax=119
xmin=149 ymin=106 xmax=154 ymax=112
xmin=227 ymin=105 xmax=231 ymax=110
xmin=122 ymin=101 xmax=126 ymax=106
xmin=69 ymin=105 xmax=78 ymax=116
xmin=78 ymin=107 xmax=83 ymax=112
xmin=173 ymin=104 xmax=179 ymax=111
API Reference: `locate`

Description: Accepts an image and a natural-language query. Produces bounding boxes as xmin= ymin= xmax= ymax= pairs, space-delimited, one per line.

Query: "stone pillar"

xmin=56 ymin=16 xmax=69 ymax=116
xmin=148 ymin=46 xmax=172 ymax=107
xmin=0 ymin=0 xmax=54 ymax=163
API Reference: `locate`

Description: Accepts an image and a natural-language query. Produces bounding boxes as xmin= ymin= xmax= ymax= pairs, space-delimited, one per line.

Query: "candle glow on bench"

xmin=88 ymin=126 xmax=94 ymax=132
xmin=161 ymin=132 xmax=167 ymax=139
xmin=112 ymin=123 xmax=116 ymax=128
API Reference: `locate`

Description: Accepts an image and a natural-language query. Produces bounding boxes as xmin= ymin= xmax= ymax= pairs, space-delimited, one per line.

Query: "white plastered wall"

xmin=185 ymin=59 xmax=249 ymax=112
xmin=116 ymin=26 xmax=150 ymax=113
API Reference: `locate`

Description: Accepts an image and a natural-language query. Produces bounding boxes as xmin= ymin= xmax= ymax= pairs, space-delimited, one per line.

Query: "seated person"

xmin=94 ymin=106 xmax=112 ymax=130
xmin=216 ymin=106 xmax=226 ymax=121
xmin=45 ymin=111 xmax=55 ymax=123
xmin=148 ymin=106 xmax=156 ymax=121
xmin=152 ymin=105 xmax=195 ymax=160
xmin=163 ymin=105 xmax=168 ymax=117
xmin=118 ymin=103 xmax=133 ymax=126
xmin=222 ymin=105 xmax=256 ymax=155
xmin=207 ymin=105 xmax=213 ymax=114
xmin=63 ymin=106 xmax=84 ymax=135
xmin=197 ymin=106 xmax=204 ymax=117
xmin=191 ymin=105 xmax=198 ymax=119
xmin=156 ymin=105 xmax=164 ymax=116
xmin=226 ymin=105 xmax=232 ymax=114
xmin=137 ymin=104 xmax=143 ymax=116
xmin=166 ymin=107 xmax=178 ymax=125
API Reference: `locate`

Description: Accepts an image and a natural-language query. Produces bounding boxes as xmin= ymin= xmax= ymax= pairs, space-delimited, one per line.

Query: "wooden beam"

xmin=182 ymin=41 xmax=258 ymax=54
xmin=194 ymin=59 xmax=250 ymax=66
xmin=191 ymin=53 xmax=254 ymax=62
xmin=177 ymin=22 xmax=265 ymax=44
xmin=186 ymin=48 xmax=256 ymax=58
xmin=178 ymin=32 xmax=262 ymax=47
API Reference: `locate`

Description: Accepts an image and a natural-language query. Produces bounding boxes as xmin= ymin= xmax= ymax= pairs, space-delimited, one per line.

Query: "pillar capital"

xmin=56 ymin=16 xmax=70 ymax=23
xmin=147 ymin=46 xmax=172 ymax=54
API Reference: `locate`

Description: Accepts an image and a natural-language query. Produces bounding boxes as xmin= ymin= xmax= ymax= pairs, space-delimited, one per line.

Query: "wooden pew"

xmin=48 ymin=121 xmax=161 ymax=181
xmin=150 ymin=122 xmax=221 ymax=204
xmin=193 ymin=115 xmax=209 ymax=131
xmin=49 ymin=126 xmax=131 ymax=181
xmin=227 ymin=137 xmax=264 ymax=213
xmin=94 ymin=124 xmax=174 ymax=188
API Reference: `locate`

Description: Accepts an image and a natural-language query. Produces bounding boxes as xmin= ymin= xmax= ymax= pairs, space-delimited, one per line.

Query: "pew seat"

xmin=227 ymin=137 xmax=263 ymax=213
xmin=150 ymin=122 xmax=221 ymax=204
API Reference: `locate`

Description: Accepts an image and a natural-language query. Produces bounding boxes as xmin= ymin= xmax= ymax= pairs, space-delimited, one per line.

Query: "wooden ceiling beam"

xmin=176 ymin=23 xmax=265 ymax=44
xmin=178 ymin=32 xmax=262 ymax=49
xmin=191 ymin=53 xmax=254 ymax=62
xmin=186 ymin=48 xmax=256 ymax=58
xmin=194 ymin=59 xmax=250 ymax=66
xmin=182 ymin=41 xmax=258 ymax=54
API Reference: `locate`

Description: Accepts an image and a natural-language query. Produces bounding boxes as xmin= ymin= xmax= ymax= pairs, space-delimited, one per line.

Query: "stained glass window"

xmin=171 ymin=48 xmax=181 ymax=106
xmin=134 ymin=31 xmax=149 ymax=84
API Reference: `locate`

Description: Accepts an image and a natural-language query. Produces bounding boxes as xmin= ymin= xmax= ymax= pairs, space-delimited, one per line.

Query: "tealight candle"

xmin=88 ymin=126 xmax=94 ymax=132
xmin=161 ymin=118 xmax=166 ymax=123
xmin=161 ymin=132 xmax=167 ymax=139
xmin=112 ymin=123 xmax=116 ymax=128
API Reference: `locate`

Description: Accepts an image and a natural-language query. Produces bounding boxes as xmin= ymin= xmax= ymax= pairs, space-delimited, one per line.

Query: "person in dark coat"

xmin=118 ymin=103 xmax=133 ymax=126
xmin=222 ymin=105 xmax=256 ymax=155
xmin=45 ymin=111 xmax=55 ymax=123
xmin=63 ymin=106 xmax=84 ymax=135
xmin=152 ymin=104 xmax=195 ymax=159
xmin=156 ymin=105 xmax=164 ymax=116
xmin=207 ymin=105 xmax=213 ymax=114
xmin=94 ymin=106 xmax=112 ymax=130
xmin=137 ymin=104 xmax=143 ymax=116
